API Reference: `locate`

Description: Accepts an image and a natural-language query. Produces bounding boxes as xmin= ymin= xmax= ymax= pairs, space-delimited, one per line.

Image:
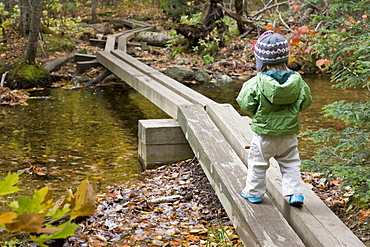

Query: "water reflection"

xmin=0 ymin=84 xmax=168 ymax=196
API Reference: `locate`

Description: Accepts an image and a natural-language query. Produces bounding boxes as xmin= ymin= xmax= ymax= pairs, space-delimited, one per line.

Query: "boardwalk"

xmin=88 ymin=20 xmax=364 ymax=247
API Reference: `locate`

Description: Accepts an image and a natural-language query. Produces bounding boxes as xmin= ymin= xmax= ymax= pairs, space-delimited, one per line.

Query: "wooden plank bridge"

xmin=81 ymin=20 xmax=365 ymax=247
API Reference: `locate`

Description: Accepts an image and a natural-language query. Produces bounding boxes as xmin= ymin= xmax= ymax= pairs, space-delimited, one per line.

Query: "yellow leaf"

xmin=70 ymin=179 xmax=95 ymax=219
xmin=288 ymin=57 xmax=296 ymax=64
xmin=5 ymin=212 xmax=44 ymax=233
xmin=0 ymin=212 xmax=18 ymax=225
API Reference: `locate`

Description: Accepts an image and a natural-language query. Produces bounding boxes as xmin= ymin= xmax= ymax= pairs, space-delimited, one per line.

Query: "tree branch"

xmin=252 ymin=0 xmax=291 ymax=18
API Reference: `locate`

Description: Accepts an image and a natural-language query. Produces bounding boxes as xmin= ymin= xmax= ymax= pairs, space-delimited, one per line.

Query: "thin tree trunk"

xmin=235 ymin=0 xmax=247 ymax=33
xmin=92 ymin=0 xmax=97 ymax=23
xmin=24 ymin=0 xmax=42 ymax=65
xmin=19 ymin=0 xmax=31 ymax=36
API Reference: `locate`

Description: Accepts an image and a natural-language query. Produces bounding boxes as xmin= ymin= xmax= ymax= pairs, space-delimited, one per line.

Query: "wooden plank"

xmin=89 ymin=38 xmax=106 ymax=48
xmin=206 ymin=103 xmax=365 ymax=247
xmin=74 ymin=53 xmax=96 ymax=62
xmin=105 ymin=30 xmax=133 ymax=51
xmin=121 ymin=19 xmax=156 ymax=30
xmin=117 ymin=32 xmax=136 ymax=52
xmin=76 ymin=59 xmax=100 ymax=74
xmin=112 ymin=50 xmax=216 ymax=108
xmin=96 ymin=51 xmax=190 ymax=119
xmin=177 ymin=104 xmax=305 ymax=247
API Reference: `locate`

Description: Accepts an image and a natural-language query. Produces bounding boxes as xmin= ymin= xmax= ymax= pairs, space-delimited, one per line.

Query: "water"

xmin=0 ymin=75 xmax=366 ymax=196
xmin=0 ymin=84 xmax=168 ymax=196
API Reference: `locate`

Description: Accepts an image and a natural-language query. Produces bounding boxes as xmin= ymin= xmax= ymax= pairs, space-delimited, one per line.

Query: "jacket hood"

xmin=258 ymin=71 xmax=300 ymax=105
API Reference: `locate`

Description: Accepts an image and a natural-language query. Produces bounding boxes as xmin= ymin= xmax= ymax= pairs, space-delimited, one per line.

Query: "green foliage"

xmin=43 ymin=34 xmax=75 ymax=52
xmin=0 ymin=173 xmax=95 ymax=246
xmin=160 ymin=0 xmax=202 ymax=21
xmin=0 ymin=172 xmax=21 ymax=196
xmin=311 ymin=0 xmax=370 ymax=89
xmin=301 ymin=100 xmax=370 ymax=205
xmin=301 ymin=0 xmax=370 ymax=208
xmin=193 ymin=36 xmax=220 ymax=64
xmin=0 ymin=3 xmax=20 ymax=36
xmin=203 ymin=53 xmax=214 ymax=65
xmin=180 ymin=12 xmax=203 ymax=24
xmin=206 ymin=223 xmax=243 ymax=247
xmin=217 ymin=16 xmax=238 ymax=36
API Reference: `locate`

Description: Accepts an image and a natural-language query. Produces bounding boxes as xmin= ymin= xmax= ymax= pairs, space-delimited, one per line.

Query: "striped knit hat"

xmin=253 ymin=31 xmax=289 ymax=71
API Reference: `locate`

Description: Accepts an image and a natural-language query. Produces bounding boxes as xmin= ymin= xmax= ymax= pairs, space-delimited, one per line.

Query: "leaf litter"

xmin=65 ymin=158 xmax=243 ymax=246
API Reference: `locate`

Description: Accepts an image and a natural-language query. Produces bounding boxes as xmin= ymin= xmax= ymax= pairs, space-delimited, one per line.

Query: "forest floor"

xmin=1 ymin=3 xmax=369 ymax=247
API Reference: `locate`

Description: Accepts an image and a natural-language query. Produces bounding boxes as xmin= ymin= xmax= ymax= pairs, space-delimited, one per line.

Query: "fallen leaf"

xmin=358 ymin=209 xmax=370 ymax=220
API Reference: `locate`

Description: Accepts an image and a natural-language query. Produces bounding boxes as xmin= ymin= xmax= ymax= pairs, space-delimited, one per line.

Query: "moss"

xmin=8 ymin=59 xmax=51 ymax=89
xmin=42 ymin=34 xmax=75 ymax=53
xmin=17 ymin=62 xmax=48 ymax=81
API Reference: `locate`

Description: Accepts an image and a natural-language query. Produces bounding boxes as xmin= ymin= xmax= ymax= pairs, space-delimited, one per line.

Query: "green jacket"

xmin=236 ymin=70 xmax=312 ymax=136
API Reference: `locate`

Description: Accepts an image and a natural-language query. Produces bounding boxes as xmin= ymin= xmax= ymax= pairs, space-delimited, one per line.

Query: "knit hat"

xmin=253 ymin=31 xmax=289 ymax=72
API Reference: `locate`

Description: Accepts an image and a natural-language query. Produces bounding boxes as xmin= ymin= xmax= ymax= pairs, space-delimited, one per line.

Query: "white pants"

xmin=243 ymin=133 xmax=304 ymax=197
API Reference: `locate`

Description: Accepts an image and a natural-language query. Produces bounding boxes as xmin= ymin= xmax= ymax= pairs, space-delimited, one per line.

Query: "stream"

xmin=0 ymin=75 xmax=365 ymax=198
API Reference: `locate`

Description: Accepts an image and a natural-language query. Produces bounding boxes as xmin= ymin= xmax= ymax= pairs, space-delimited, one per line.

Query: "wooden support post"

xmin=76 ymin=59 xmax=100 ymax=74
xmin=138 ymin=119 xmax=194 ymax=170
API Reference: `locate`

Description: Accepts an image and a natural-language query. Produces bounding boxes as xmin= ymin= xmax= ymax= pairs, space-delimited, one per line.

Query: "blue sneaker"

xmin=241 ymin=190 xmax=262 ymax=204
xmin=288 ymin=194 xmax=304 ymax=207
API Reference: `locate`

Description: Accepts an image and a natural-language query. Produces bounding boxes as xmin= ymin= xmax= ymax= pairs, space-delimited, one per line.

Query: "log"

xmin=135 ymin=31 xmax=182 ymax=47
xmin=44 ymin=49 xmax=85 ymax=73
xmin=86 ymin=69 xmax=112 ymax=87
xmin=44 ymin=53 xmax=75 ymax=73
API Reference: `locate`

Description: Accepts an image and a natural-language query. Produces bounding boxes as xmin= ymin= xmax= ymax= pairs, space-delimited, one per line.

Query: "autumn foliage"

xmin=0 ymin=173 xmax=95 ymax=246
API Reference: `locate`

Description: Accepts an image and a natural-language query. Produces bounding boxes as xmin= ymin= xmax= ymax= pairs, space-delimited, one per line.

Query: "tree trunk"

xmin=92 ymin=0 xmax=97 ymax=23
xmin=24 ymin=0 xmax=42 ymax=65
xmin=176 ymin=0 xmax=227 ymax=47
xmin=235 ymin=0 xmax=247 ymax=34
xmin=19 ymin=0 xmax=31 ymax=36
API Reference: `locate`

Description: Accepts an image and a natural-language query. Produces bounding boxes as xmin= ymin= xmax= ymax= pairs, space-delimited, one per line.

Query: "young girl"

xmin=236 ymin=31 xmax=312 ymax=206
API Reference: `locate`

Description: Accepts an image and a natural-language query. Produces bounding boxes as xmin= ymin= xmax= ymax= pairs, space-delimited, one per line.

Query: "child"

xmin=236 ymin=31 xmax=312 ymax=206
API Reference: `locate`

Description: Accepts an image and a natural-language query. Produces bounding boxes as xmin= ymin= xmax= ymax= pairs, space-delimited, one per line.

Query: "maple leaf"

xmin=0 ymin=172 xmax=21 ymax=196
xmin=316 ymin=59 xmax=331 ymax=67
xmin=265 ymin=24 xmax=274 ymax=30
xmin=290 ymin=5 xmax=301 ymax=12
xmin=0 ymin=212 xmax=18 ymax=225
xmin=289 ymin=36 xmax=303 ymax=46
xmin=298 ymin=25 xmax=310 ymax=34
xmin=70 ymin=179 xmax=96 ymax=219
xmin=5 ymin=212 xmax=59 ymax=234
xmin=358 ymin=209 xmax=370 ymax=220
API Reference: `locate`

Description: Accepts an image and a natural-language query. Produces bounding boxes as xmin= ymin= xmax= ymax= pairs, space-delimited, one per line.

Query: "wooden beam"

xmin=96 ymin=51 xmax=190 ymax=119
xmin=74 ymin=53 xmax=96 ymax=62
xmin=111 ymin=50 xmax=215 ymax=108
xmin=177 ymin=104 xmax=305 ymax=247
